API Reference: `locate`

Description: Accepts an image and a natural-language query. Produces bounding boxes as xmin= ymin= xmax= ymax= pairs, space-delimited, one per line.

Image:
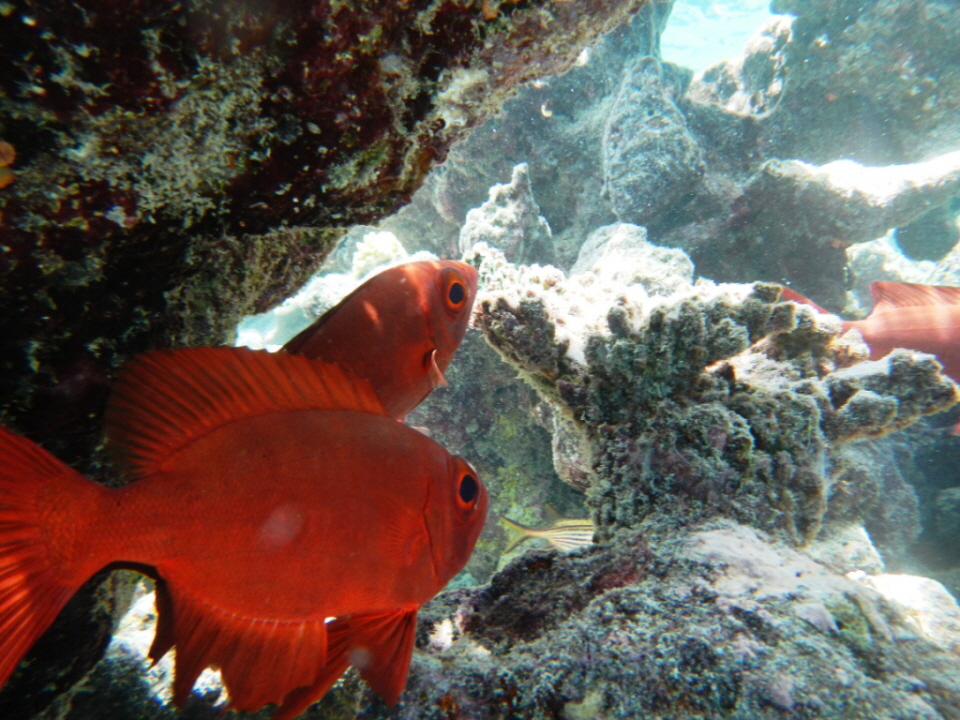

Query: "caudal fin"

xmin=0 ymin=425 xmax=97 ymax=688
xmin=499 ymin=516 xmax=535 ymax=553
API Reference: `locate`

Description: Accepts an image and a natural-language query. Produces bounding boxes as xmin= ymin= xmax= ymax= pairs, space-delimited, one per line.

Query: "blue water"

xmin=661 ymin=0 xmax=773 ymax=70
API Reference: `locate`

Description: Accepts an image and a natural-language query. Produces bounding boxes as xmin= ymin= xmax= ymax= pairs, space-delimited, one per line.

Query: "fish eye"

xmin=452 ymin=459 xmax=483 ymax=519
xmin=448 ymin=281 xmax=465 ymax=306
xmin=459 ymin=473 xmax=478 ymax=504
xmin=438 ymin=267 xmax=470 ymax=315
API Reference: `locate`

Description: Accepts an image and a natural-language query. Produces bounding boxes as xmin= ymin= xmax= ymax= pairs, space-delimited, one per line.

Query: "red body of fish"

xmin=283 ymin=260 xmax=479 ymax=419
xmin=782 ymin=281 xmax=960 ymax=381
xmin=0 ymin=347 xmax=487 ymax=719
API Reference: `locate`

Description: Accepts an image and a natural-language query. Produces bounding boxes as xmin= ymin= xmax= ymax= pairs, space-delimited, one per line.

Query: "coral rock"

xmin=602 ymin=56 xmax=705 ymax=229
xmin=472 ymin=245 xmax=957 ymax=545
xmin=459 ymin=163 xmax=555 ymax=265
xmin=389 ymin=520 xmax=960 ymax=718
xmin=571 ymin=222 xmax=694 ymax=294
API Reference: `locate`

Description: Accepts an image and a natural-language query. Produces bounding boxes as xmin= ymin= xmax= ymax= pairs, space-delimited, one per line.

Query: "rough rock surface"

xmin=382 ymin=521 xmax=960 ymax=718
xmin=380 ymin=1 xmax=676 ymax=266
xmin=384 ymin=0 xmax=960 ymax=309
xmin=707 ymin=152 xmax=960 ymax=309
xmin=602 ymin=55 xmax=705 ymax=230
xmin=0 ymin=0 xmax=648 ymax=461
xmin=471 ymin=245 xmax=957 ymax=547
xmin=767 ymin=0 xmax=960 ymax=164
xmin=459 ymin=163 xmax=555 ymax=265
xmin=571 ymin=222 xmax=693 ymax=293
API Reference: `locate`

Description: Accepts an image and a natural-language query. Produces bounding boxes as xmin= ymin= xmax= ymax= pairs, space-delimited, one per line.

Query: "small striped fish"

xmin=500 ymin=514 xmax=595 ymax=552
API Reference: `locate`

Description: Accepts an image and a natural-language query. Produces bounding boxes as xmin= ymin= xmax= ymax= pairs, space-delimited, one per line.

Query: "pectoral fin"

xmin=427 ymin=348 xmax=448 ymax=389
xmin=272 ymin=609 xmax=419 ymax=719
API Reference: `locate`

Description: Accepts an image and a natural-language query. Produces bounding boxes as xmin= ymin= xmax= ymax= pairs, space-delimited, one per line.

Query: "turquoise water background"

xmin=661 ymin=0 xmax=772 ymax=70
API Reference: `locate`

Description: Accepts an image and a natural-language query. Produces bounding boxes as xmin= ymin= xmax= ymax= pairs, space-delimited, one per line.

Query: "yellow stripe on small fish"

xmin=499 ymin=515 xmax=595 ymax=553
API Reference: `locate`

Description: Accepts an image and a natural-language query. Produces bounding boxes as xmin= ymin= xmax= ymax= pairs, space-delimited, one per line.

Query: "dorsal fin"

xmin=106 ymin=346 xmax=387 ymax=478
xmin=870 ymin=281 xmax=960 ymax=311
xmin=543 ymin=503 xmax=566 ymax=524
xmin=778 ymin=285 xmax=828 ymax=314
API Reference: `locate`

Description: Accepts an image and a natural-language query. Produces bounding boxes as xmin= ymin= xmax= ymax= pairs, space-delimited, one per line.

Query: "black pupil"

xmin=459 ymin=474 xmax=478 ymax=504
xmin=448 ymin=282 xmax=465 ymax=305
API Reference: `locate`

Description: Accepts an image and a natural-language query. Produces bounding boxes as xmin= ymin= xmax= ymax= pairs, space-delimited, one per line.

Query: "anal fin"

xmin=343 ymin=609 xmax=418 ymax=704
xmin=152 ymin=580 xmax=328 ymax=713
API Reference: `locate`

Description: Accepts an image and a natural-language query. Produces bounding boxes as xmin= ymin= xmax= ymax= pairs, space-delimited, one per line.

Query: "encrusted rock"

xmin=693 ymin=1 xmax=960 ymax=164
xmin=602 ymin=56 xmax=705 ymax=229
xmin=459 ymin=163 xmax=555 ymax=265
xmin=700 ymin=151 xmax=960 ymax=309
xmin=471 ymin=244 xmax=957 ymax=545
xmin=378 ymin=520 xmax=960 ymax=718
xmin=934 ymin=487 xmax=960 ymax=542
xmin=570 ymin=222 xmax=694 ymax=294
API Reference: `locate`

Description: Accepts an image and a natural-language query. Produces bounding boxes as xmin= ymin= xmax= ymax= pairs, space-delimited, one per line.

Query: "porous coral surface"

xmin=471 ymin=245 xmax=956 ymax=546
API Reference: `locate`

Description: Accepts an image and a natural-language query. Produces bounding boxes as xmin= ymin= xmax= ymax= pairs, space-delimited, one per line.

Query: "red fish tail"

xmin=0 ymin=425 xmax=103 ymax=689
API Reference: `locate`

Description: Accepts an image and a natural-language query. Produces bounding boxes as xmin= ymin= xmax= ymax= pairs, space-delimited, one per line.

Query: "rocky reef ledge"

xmin=401 ymin=519 xmax=960 ymax=719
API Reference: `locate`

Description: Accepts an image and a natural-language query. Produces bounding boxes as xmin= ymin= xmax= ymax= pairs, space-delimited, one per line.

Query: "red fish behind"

xmin=282 ymin=260 xmax=479 ymax=419
xmin=782 ymin=281 xmax=960 ymax=380
xmin=0 ymin=347 xmax=487 ymax=719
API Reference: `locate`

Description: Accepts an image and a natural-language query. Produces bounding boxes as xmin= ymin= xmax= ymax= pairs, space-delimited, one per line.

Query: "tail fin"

xmin=499 ymin=516 xmax=534 ymax=553
xmin=0 ymin=425 xmax=97 ymax=688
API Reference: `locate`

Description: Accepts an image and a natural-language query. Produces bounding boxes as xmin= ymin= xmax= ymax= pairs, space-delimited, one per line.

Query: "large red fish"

xmin=282 ymin=260 xmax=479 ymax=420
xmin=0 ymin=347 xmax=487 ymax=719
xmin=782 ymin=280 xmax=960 ymax=379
